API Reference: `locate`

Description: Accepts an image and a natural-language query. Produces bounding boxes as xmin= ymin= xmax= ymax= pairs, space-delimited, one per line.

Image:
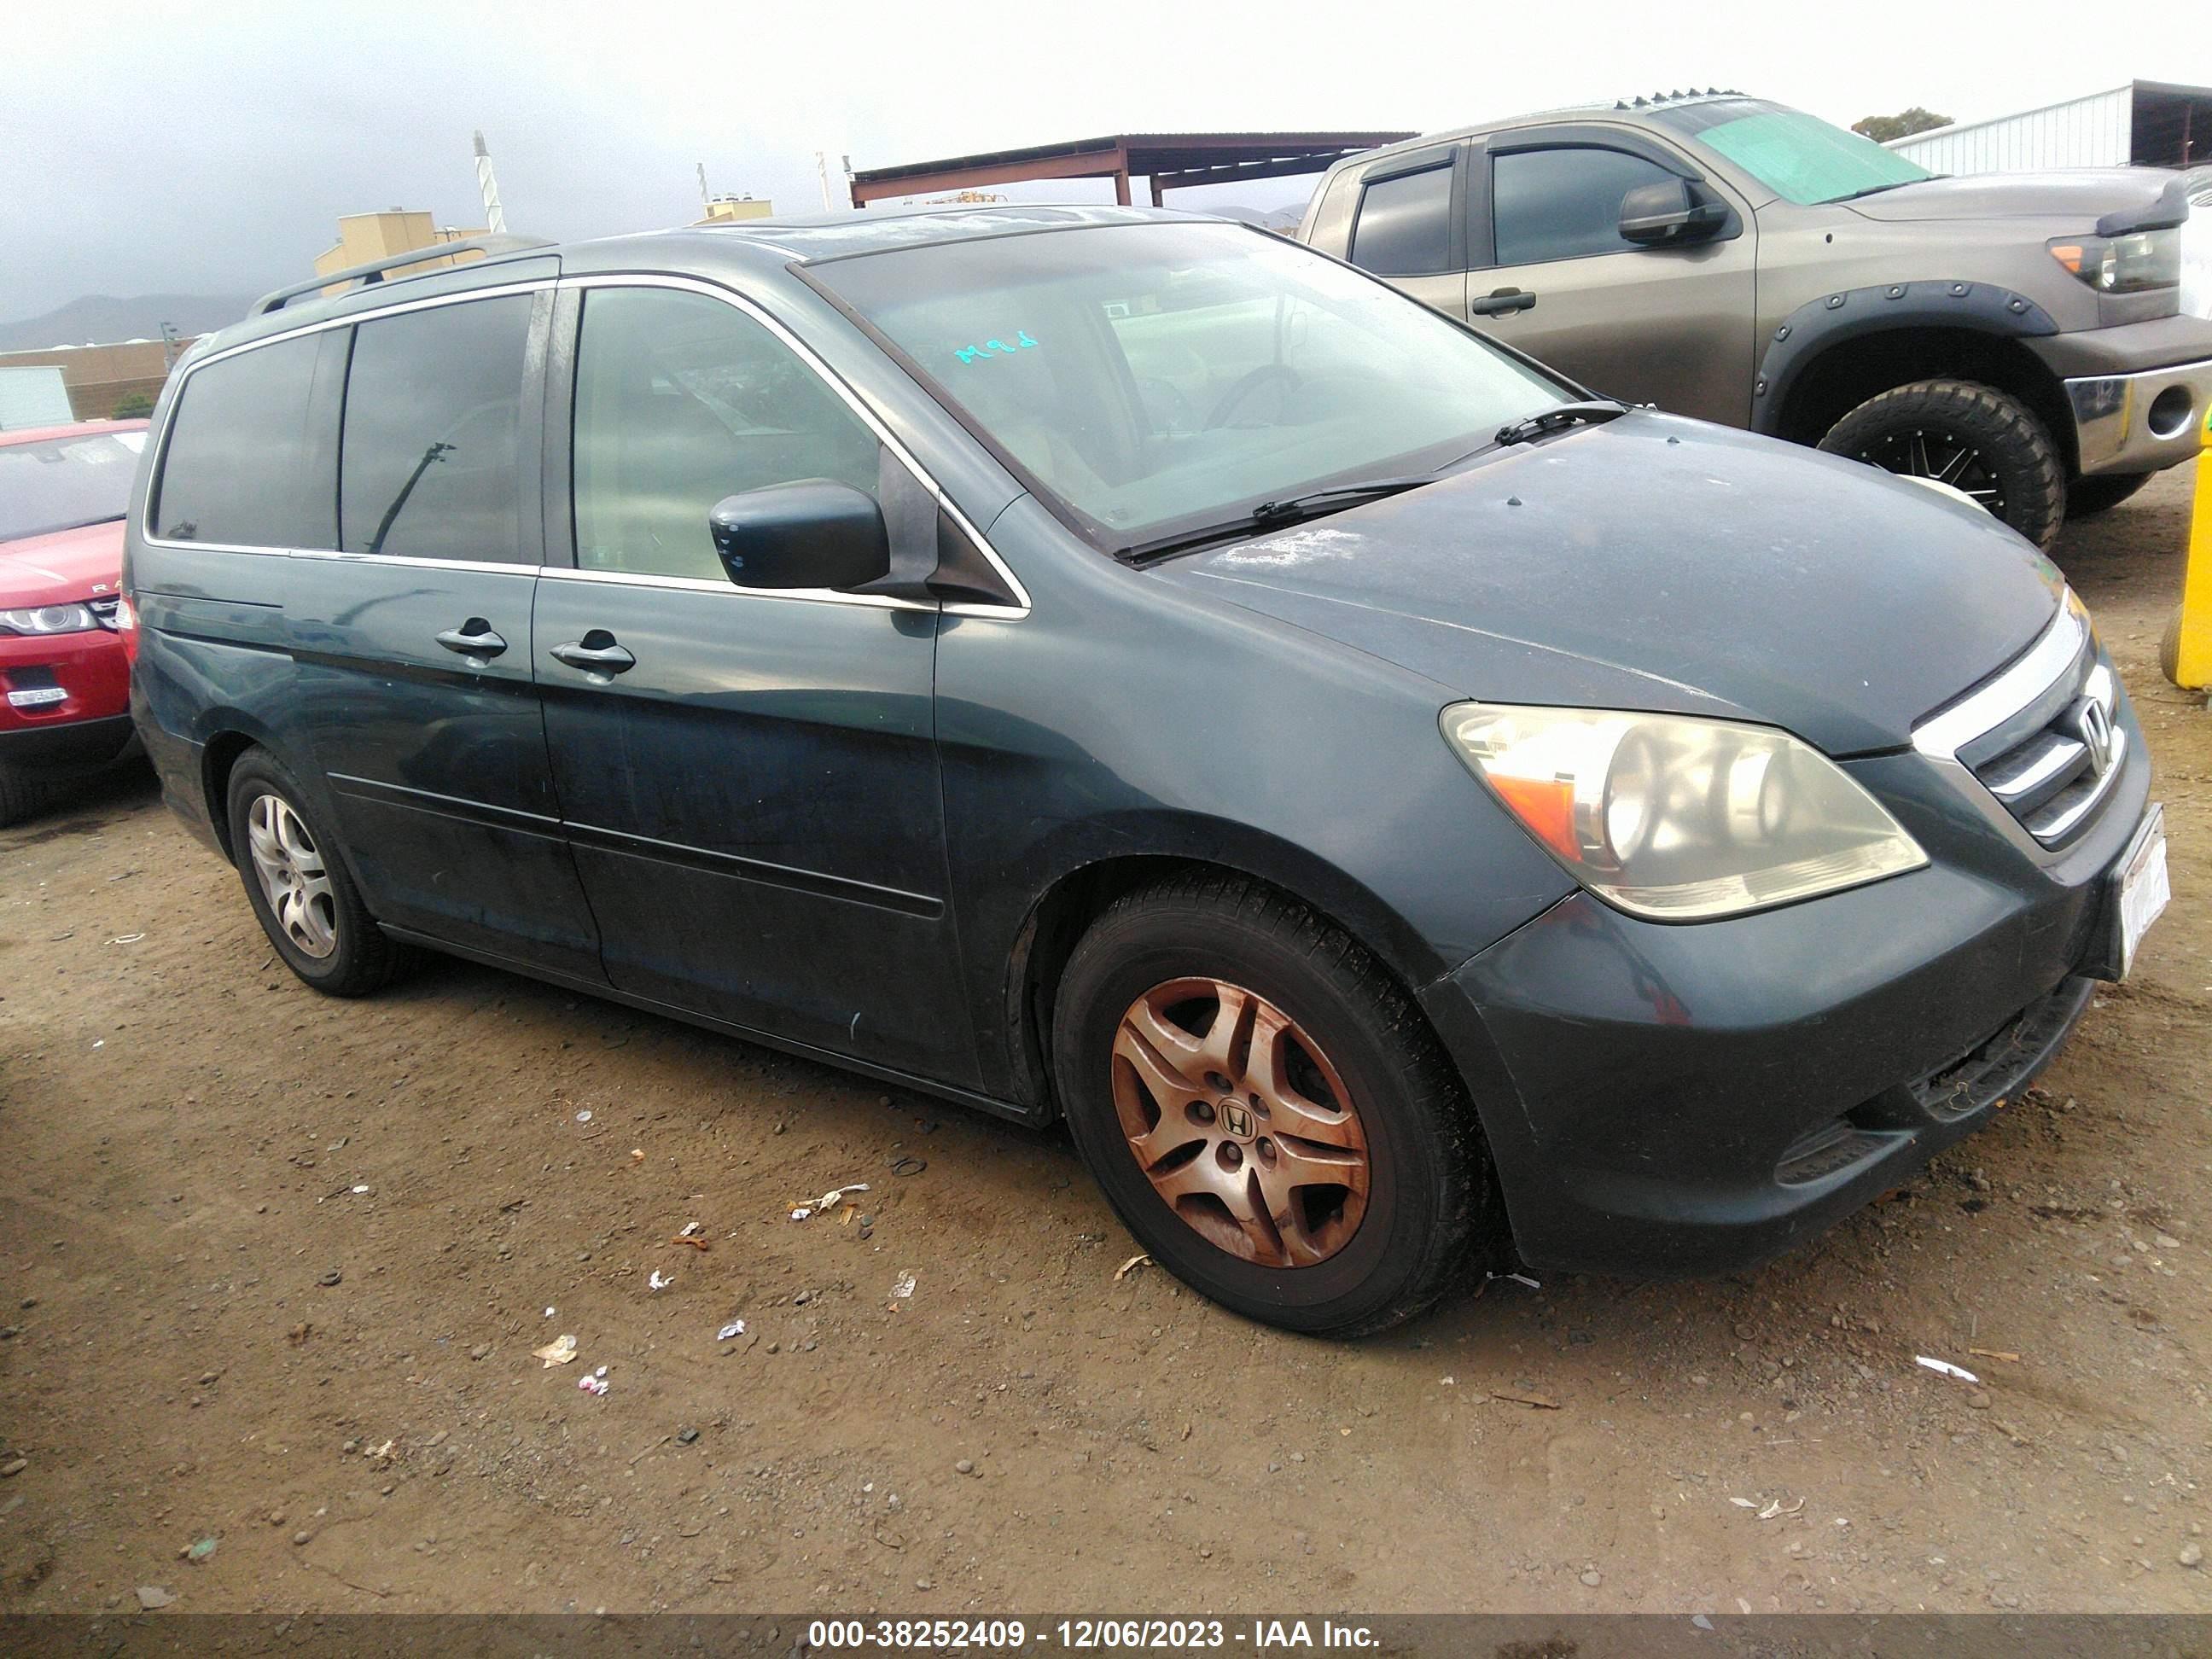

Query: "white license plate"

xmin=2116 ymin=806 xmax=2170 ymax=979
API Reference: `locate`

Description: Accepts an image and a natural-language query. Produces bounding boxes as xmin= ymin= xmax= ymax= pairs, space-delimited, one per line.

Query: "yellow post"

xmin=2164 ymin=402 xmax=2212 ymax=690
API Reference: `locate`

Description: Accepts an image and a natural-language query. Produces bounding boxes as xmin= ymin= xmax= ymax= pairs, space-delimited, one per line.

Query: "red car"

xmin=0 ymin=419 xmax=148 ymax=824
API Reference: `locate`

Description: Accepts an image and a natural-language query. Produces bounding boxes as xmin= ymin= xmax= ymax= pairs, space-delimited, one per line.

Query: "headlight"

xmin=0 ymin=603 xmax=99 ymax=636
xmin=2048 ymin=228 xmax=2180 ymax=294
xmin=1442 ymin=703 xmax=1928 ymax=920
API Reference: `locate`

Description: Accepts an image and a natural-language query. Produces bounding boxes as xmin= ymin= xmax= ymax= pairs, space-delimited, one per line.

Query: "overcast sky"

xmin=6 ymin=0 xmax=2208 ymax=323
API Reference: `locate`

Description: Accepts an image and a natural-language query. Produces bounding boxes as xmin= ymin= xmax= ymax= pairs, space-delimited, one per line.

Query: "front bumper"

xmin=2029 ymin=317 xmax=2212 ymax=476
xmin=1419 ymin=709 xmax=2152 ymax=1280
xmin=0 ymin=625 xmax=133 ymax=775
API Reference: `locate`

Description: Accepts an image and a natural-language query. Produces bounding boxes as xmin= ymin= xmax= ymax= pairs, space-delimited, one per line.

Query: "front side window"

xmin=1348 ymin=165 xmax=1452 ymax=276
xmin=1650 ymin=99 xmax=1931 ymax=205
xmin=1491 ymin=146 xmax=1680 ymax=265
xmin=1 ymin=430 xmax=146 ymax=543
xmin=340 ymin=296 xmax=531 ymax=561
xmin=571 ymin=286 xmax=879 ymax=580
xmin=152 ymin=335 xmax=326 ymax=547
xmin=809 ymin=222 xmax=1563 ymax=554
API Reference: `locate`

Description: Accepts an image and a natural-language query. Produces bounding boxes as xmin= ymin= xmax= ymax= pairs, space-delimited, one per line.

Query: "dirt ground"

xmin=3 ymin=470 xmax=2209 ymax=1618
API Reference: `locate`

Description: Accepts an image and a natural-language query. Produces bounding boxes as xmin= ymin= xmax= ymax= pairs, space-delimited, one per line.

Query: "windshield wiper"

xmin=1249 ymin=475 xmax=1434 ymax=527
xmin=1120 ymin=475 xmax=1436 ymax=564
xmin=1493 ymin=399 xmax=1629 ymax=447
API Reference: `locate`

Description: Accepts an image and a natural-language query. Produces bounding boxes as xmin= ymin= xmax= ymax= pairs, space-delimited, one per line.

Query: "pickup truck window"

xmin=1349 ymin=165 xmax=1452 ymax=277
xmin=1492 ymin=146 xmax=1678 ymax=265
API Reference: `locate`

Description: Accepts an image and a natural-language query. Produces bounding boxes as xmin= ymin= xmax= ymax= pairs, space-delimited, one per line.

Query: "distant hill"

xmin=0 ymin=294 xmax=255 ymax=353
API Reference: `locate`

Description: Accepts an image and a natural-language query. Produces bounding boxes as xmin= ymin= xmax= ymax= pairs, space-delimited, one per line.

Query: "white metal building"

xmin=1887 ymin=80 xmax=2212 ymax=174
xmin=0 ymin=365 xmax=73 ymax=431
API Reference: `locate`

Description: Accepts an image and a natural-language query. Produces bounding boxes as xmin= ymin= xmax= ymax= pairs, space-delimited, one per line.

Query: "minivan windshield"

xmin=1650 ymin=100 xmax=1933 ymax=206
xmin=808 ymin=222 xmax=1566 ymax=553
xmin=0 ymin=430 xmax=146 ymax=544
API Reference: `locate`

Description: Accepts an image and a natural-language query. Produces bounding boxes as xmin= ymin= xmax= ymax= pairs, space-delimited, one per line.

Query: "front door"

xmin=1467 ymin=137 xmax=1758 ymax=425
xmin=288 ymin=288 xmax=605 ymax=979
xmin=533 ymin=279 xmax=977 ymax=1085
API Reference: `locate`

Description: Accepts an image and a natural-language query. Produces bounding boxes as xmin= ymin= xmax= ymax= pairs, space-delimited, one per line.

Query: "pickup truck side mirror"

xmin=1620 ymin=178 xmax=1728 ymax=247
xmin=708 ymin=480 xmax=891 ymax=592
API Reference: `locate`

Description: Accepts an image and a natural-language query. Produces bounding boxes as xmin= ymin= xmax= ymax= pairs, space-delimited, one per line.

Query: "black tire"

xmin=2067 ymin=471 xmax=2156 ymax=519
xmin=0 ymin=764 xmax=56 ymax=830
xmin=225 ymin=749 xmax=402 ymax=997
xmin=1819 ymin=379 xmax=2066 ymax=549
xmin=1051 ymin=872 xmax=1497 ymax=1337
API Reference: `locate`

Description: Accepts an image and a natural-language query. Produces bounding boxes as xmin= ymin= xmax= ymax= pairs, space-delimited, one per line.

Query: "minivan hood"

xmin=1844 ymin=167 xmax=2168 ymax=225
xmin=1159 ymin=414 xmax=2060 ymax=756
xmin=0 ymin=519 xmax=125 ymax=608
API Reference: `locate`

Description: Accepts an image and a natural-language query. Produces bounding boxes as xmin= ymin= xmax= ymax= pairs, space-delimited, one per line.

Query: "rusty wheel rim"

xmin=1110 ymin=977 xmax=1370 ymax=1268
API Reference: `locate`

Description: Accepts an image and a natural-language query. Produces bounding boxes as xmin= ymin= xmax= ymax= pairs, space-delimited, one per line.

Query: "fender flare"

xmin=1749 ymin=281 xmax=2061 ymax=439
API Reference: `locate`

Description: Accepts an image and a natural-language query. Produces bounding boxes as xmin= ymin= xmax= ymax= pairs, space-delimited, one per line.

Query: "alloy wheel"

xmin=1860 ymin=427 xmax=2006 ymax=515
xmin=246 ymin=793 xmax=338 ymax=959
xmin=1109 ymin=977 xmax=1370 ymax=1268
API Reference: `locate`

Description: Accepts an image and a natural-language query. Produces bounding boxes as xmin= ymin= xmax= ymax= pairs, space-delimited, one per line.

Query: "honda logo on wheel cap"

xmin=1220 ymin=1102 xmax=1255 ymax=1139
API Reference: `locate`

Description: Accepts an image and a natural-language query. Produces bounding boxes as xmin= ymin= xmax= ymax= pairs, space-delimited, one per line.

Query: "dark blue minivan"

xmin=123 ymin=206 xmax=2167 ymax=1335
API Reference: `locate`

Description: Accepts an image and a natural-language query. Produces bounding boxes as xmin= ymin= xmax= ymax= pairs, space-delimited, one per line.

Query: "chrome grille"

xmin=1912 ymin=595 xmax=2126 ymax=850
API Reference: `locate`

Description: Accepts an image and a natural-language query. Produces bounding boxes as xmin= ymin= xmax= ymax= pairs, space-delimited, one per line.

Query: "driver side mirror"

xmin=1619 ymin=178 xmax=1728 ymax=247
xmin=708 ymin=480 xmax=890 ymax=592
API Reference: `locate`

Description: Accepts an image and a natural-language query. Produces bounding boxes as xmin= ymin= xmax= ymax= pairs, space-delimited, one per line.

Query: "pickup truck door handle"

xmin=434 ymin=620 xmax=508 ymax=658
xmin=550 ymin=632 xmax=637 ymax=675
xmin=1470 ymin=287 xmax=1537 ymax=317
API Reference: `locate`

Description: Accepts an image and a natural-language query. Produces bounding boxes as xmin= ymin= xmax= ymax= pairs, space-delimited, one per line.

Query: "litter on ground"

xmin=1916 ymin=1356 xmax=1981 ymax=1383
xmin=533 ymin=1334 xmax=579 ymax=1367
xmin=1114 ymin=1253 xmax=1151 ymax=1282
xmin=648 ymin=1269 xmax=672 ymax=1292
xmin=889 ymin=1270 xmax=917 ymax=1304
xmin=716 ymin=1318 xmax=746 ymax=1341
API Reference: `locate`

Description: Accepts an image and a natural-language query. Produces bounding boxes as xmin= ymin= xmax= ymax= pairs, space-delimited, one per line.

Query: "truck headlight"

xmin=2048 ymin=228 xmax=2181 ymax=294
xmin=0 ymin=603 xmax=100 ymax=637
xmin=1442 ymin=703 xmax=1928 ymax=920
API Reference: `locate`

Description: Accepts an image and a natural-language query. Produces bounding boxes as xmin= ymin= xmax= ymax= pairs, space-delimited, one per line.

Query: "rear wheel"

xmin=2067 ymin=470 xmax=2156 ymax=519
xmin=225 ymin=750 xmax=403 ymax=997
xmin=1819 ymin=379 xmax=2065 ymax=548
xmin=1052 ymin=873 xmax=1496 ymax=1337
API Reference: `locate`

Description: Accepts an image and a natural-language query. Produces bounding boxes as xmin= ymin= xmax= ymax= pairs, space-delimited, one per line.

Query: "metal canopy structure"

xmin=847 ymin=131 xmax=1416 ymax=209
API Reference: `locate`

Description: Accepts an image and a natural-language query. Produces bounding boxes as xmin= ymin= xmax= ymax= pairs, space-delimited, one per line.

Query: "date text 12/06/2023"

xmin=804 ymin=1617 xmax=1382 ymax=1650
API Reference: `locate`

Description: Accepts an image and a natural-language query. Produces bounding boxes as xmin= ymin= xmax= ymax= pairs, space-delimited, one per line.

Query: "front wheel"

xmin=225 ymin=750 xmax=404 ymax=997
xmin=1052 ymin=874 xmax=1497 ymax=1337
xmin=1819 ymin=379 xmax=2065 ymax=548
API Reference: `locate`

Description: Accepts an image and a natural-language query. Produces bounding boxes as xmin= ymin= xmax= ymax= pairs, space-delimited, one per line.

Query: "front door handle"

xmin=550 ymin=631 xmax=637 ymax=675
xmin=1470 ymin=287 xmax=1537 ymax=317
xmin=434 ymin=619 xmax=508 ymax=658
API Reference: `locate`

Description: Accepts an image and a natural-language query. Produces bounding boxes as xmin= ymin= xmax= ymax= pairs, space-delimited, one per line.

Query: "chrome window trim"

xmin=559 ymin=271 xmax=1031 ymax=619
xmin=137 ymin=271 xmax=1033 ymax=621
xmin=537 ymin=563 xmax=935 ymax=613
xmin=1911 ymin=594 xmax=2087 ymax=761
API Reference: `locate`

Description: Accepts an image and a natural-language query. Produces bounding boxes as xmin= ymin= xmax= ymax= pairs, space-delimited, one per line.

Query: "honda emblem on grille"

xmin=2069 ymin=697 xmax=2114 ymax=777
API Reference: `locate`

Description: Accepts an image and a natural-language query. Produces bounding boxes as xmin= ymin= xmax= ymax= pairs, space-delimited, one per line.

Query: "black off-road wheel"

xmin=1052 ymin=872 xmax=1499 ymax=1338
xmin=1819 ymin=379 xmax=2065 ymax=549
xmin=225 ymin=749 xmax=405 ymax=997
xmin=2067 ymin=471 xmax=2156 ymax=519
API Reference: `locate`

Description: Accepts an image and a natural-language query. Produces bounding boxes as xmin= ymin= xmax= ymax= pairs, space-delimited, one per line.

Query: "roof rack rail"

xmin=250 ymin=234 xmax=555 ymax=317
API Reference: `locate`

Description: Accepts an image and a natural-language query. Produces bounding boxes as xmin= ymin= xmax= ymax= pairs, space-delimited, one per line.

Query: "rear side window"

xmin=1492 ymin=146 xmax=1679 ymax=265
xmin=152 ymin=335 xmax=327 ymax=547
xmin=1348 ymin=165 xmax=1452 ymax=276
xmin=570 ymin=286 xmax=879 ymax=581
xmin=340 ymin=296 xmax=532 ymax=562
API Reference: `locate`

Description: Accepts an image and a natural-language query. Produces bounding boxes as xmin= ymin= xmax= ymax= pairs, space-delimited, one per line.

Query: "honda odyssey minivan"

xmin=125 ymin=206 xmax=2167 ymax=1336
